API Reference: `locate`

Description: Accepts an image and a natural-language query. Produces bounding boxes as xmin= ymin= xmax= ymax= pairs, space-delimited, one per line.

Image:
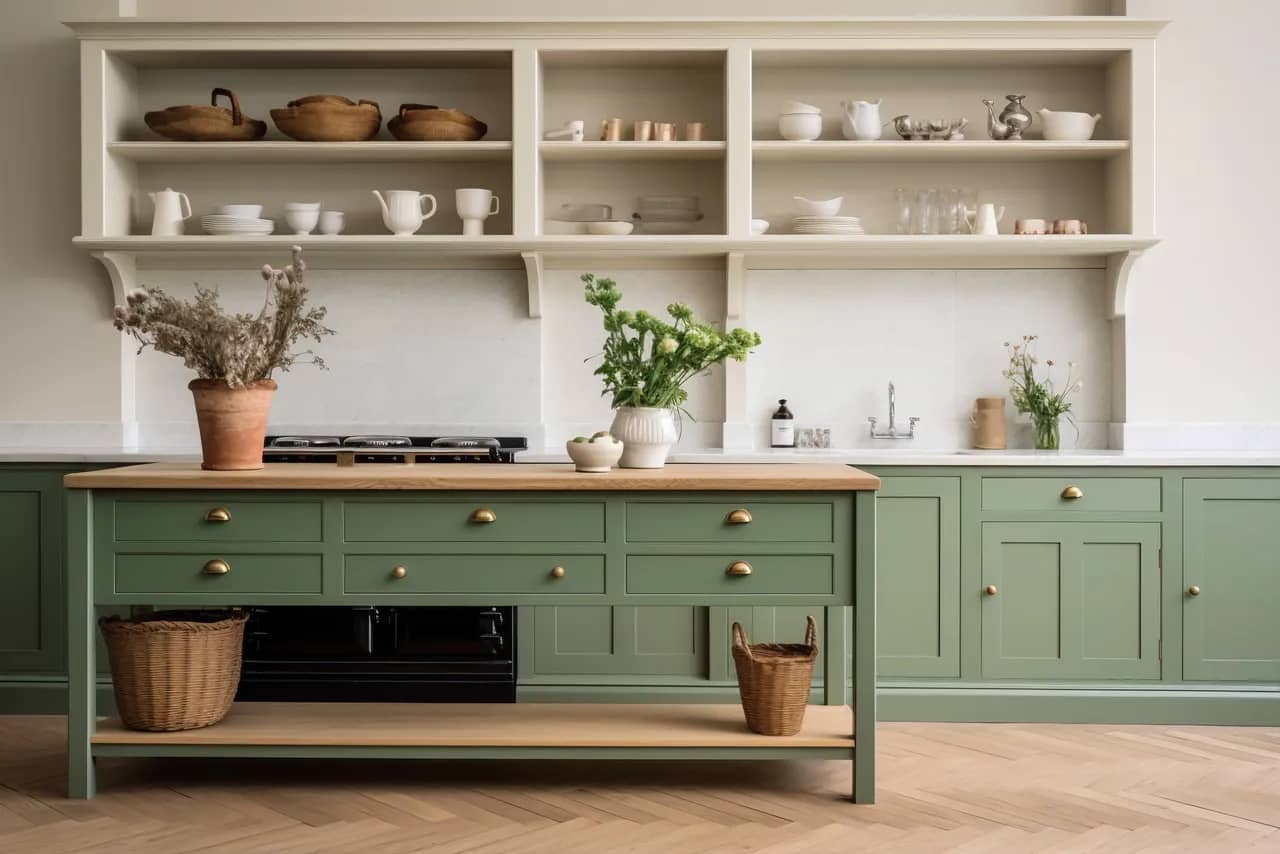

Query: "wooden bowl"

xmin=144 ymin=88 xmax=267 ymax=142
xmin=388 ymin=104 xmax=488 ymax=142
xmin=270 ymin=95 xmax=382 ymax=142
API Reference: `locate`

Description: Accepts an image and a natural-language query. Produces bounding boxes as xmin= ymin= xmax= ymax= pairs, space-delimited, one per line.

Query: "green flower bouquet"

xmin=1002 ymin=335 xmax=1082 ymax=450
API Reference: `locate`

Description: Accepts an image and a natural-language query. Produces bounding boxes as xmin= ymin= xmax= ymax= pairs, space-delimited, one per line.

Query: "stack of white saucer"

xmin=201 ymin=204 xmax=274 ymax=236
xmin=792 ymin=216 xmax=865 ymax=235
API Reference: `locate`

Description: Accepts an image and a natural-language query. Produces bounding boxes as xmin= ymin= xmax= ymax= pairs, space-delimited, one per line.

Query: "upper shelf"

xmin=752 ymin=140 xmax=1131 ymax=163
xmin=108 ymin=141 xmax=513 ymax=163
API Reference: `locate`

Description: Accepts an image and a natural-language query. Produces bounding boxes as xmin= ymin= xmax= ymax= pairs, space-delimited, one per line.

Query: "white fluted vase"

xmin=610 ymin=407 xmax=678 ymax=469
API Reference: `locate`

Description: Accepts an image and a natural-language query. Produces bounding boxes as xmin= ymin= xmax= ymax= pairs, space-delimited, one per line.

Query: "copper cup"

xmin=600 ymin=117 xmax=624 ymax=141
xmin=634 ymin=119 xmax=653 ymax=141
xmin=654 ymin=122 xmax=676 ymax=142
xmin=1052 ymin=218 xmax=1088 ymax=235
xmin=684 ymin=121 xmax=705 ymax=141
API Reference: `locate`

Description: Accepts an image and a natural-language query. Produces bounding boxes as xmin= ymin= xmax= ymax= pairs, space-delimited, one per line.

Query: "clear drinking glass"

xmin=894 ymin=187 xmax=912 ymax=235
xmin=938 ymin=188 xmax=962 ymax=234
xmin=911 ymin=189 xmax=937 ymax=234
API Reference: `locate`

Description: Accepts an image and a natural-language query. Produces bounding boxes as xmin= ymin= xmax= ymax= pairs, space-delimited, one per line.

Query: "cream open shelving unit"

xmin=68 ymin=16 xmax=1164 ymax=444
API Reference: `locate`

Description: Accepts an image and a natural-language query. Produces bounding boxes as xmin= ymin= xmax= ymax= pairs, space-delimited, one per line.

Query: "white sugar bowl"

xmin=779 ymin=112 xmax=823 ymax=142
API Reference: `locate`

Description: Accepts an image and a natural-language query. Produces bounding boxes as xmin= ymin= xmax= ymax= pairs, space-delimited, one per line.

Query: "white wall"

xmin=3 ymin=0 xmax=1278 ymax=451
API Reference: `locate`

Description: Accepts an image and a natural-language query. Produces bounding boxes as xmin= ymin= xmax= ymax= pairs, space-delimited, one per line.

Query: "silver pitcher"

xmin=983 ymin=95 xmax=1033 ymax=141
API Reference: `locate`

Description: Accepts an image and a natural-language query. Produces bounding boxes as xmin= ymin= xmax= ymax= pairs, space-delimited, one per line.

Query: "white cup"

xmin=456 ymin=188 xmax=499 ymax=237
xmin=285 ymin=208 xmax=320 ymax=235
xmin=318 ymin=210 xmax=345 ymax=235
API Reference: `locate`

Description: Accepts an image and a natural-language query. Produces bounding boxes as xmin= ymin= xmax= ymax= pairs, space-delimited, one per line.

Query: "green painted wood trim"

xmin=0 ymin=677 xmax=114 ymax=714
xmin=853 ymin=489 xmax=876 ymax=804
xmin=66 ymin=489 xmax=95 ymax=799
xmin=879 ymin=686 xmax=1280 ymax=726
xmin=92 ymin=744 xmax=855 ymax=761
xmin=517 ymin=684 xmax=828 ymax=704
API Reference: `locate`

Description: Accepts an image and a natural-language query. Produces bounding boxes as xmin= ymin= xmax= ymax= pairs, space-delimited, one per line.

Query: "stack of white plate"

xmin=792 ymin=216 xmax=865 ymax=235
xmin=200 ymin=214 xmax=274 ymax=236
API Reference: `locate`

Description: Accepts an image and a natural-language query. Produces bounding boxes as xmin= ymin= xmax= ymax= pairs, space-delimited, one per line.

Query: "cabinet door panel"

xmin=876 ymin=477 xmax=960 ymax=678
xmin=982 ymin=522 xmax=1160 ymax=680
xmin=0 ymin=471 xmax=64 ymax=673
xmin=1184 ymin=480 xmax=1280 ymax=682
xmin=523 ymin=606 xmax=707 ymax=678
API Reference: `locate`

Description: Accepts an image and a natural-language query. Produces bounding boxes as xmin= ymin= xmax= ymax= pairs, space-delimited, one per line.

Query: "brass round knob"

xmin=726 ymin=508 xmax=753 ymax=525
xmin=392 ymin=565 xmax=407 ymax=579
xmin=726 ymin=561 xmax=753 ymax=577
xmin=469 ymin=508 xmax=497 ymax=524
xmin=205 ymin=507 xmax=231 ymax=523
xmin=984 ymin=584 xmax=998 ymax=596
xmin=202 ymin=559 xmax=230 ymax=576
xmin=1061 ymin=485 xmax=1084 ymax=500
xmin=1187 ymin=585 xmax=1201 ymax=597
xmin=550 ymin=565 xmax=566 ymax=579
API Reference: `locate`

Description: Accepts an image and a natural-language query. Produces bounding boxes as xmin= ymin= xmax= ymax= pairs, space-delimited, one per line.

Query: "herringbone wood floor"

xmin=1 ymin=716 xmax=1277 ymax=852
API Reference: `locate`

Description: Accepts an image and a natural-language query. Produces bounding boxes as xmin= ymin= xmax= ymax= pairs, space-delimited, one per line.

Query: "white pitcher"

xmin=840 ymin=98 xmax=884 ymax=141
xmin=372 ymin=189 xmax=437 ymax=236
xmin=964 ymin=203 xmax=1006 ymax=236
xmin=149 ymin=187 xmax=192 ymax=236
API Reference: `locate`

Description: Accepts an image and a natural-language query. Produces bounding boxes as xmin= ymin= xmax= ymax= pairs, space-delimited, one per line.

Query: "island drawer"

xmin=981 ymin=477 xmax=1161 ymax=513
xmin=626 ymin=554 xmax=836 ymax=597
xmin=625 ymin=501 xmax=834 ymax=543
xmin=113 ymin=553 xmax=324 ymax=595
xmin=345 ymin=554 xmax=605 ymax=595
xmin=113 ymin=498 xmax=323 ymax=543
xmin=344 ymin=501 xmax=605 ymax=543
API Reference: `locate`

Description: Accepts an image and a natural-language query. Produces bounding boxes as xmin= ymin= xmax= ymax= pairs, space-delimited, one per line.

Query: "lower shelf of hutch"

xmin=91 ymin=702 xmax=855 ymax=759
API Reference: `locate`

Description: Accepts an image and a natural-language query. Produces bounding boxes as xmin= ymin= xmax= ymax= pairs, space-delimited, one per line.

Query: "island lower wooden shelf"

xmin=92 ymin=702 xmax=855 ymax=757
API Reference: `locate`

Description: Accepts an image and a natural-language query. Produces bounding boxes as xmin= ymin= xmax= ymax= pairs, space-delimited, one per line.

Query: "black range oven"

xmin=236 ymin=434 xmax=527 ymax=704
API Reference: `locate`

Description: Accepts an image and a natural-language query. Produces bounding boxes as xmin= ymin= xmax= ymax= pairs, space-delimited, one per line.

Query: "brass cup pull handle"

xmin=984 ymin=584 xmax=998 ymax=596
xmin=726 ymin=508 xmax=753 ymax=525
xmin=1061 ymin=485 xmax=1084 ymax=500
xmin=1187 ymin=585 xmax=1201 ymax=597
xmin=550 ymin=565 xmax=566 ymax=579
xmin=205 ymin=507 xmax=231 ymax=523
xmin=469 ymin=508 xmax=497 ymax=524
xmin=726 ymin=561 xmax=753 ymax=577
xmin=202 ymin=559 xmax=230 ymax=576
xmin=392 ymin=565 xmax=407 ymax=579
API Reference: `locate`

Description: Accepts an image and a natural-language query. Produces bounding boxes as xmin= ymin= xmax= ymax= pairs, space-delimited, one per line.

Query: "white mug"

xmin=318 ymin=210 xmax=345 ymax=235
xmin=456 ymin=188 xmax=499 ymax=237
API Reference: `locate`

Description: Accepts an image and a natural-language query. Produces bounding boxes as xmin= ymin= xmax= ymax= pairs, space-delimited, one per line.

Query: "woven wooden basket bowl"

xmin=144 ymin=87 xmax=267 ymax=141
xmin=270 ymin=94 xmax=382 ymax=142
xmin=731 ymin=616 xmax=819 ymax=736
xmin=388 ymin=104 xmax=489 ymax=141
xmin=99 ymin=610 xmax=248 ymax=732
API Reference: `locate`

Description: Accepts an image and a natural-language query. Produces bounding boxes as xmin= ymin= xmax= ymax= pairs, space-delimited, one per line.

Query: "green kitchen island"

xmin=63 ymin=462 xmax=879 ymax=801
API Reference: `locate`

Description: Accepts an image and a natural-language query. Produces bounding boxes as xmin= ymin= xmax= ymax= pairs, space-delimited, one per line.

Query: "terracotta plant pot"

xmin=188 ymin=379 xmax=276 ymax=471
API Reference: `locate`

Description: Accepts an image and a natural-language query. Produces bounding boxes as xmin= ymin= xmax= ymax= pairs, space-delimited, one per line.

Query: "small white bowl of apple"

xmin=566 ymin=431 xmax=624 ymax=472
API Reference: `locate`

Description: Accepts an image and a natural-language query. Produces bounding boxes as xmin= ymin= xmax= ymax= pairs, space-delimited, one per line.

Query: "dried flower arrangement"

xmin=582 ymin=273 xmax=761 ymax=413
xmin=1002 ymin=335 xmax=1082 ymax=450
xmin=113 ymin=245 xmax=333 ymax=388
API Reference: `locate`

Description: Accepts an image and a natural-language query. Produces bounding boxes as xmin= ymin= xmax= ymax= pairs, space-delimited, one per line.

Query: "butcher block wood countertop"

xmin=63 ymin=462 xmax=880 ymax=491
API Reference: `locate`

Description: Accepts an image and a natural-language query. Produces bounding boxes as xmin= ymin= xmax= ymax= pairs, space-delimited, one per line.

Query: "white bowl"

xmin=586 ymin=220 xmax=635 ymax=236
xmin=219 ymin=204 xmax=263 ymax=219
xmin=779 ymin=113 xmax=823 ymax=142
xmin=750 ymin=218 xmax=770 ymax=235
xmin=285 ymin=208 xmax=319 ymax=235
xmin=1038 ymin=109 xmax=1102 ymax=141
xmin=284 ymin=201 xmax=322 ymax=211
xmin=781 ymin=100 xmax=821 ymax=115
xmin=565 ymin=436 xmax=624 ymax=472
xmin=793 ymin=195 xmax=844 ymax=217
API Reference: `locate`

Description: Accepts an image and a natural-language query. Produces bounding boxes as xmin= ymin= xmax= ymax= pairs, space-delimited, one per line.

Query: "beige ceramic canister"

xmin=970 ymin=397 xmax=1007 ymax=449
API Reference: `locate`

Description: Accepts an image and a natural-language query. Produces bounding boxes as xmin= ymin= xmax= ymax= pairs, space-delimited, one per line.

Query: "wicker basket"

xmin=99 ymin=610 xmax=248 ymax=732
xmin=731 ymin=615 xmax=819 ymax=736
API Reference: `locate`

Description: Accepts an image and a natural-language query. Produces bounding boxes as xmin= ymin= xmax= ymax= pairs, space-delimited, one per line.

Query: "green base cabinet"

xmin=980 ymin=521 xmax=1161 ymax=680
xmin=519 ymin=606 xmax=708 ymax=678
xmin=1183 ymin=479 xmax=1280 ymax=682
xmin=0 ymin=470 xmax=65 ymax=674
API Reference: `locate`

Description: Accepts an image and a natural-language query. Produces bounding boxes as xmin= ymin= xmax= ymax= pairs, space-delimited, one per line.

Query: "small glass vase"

xmin=1032 ymin=415 xmax=1061 ymax=451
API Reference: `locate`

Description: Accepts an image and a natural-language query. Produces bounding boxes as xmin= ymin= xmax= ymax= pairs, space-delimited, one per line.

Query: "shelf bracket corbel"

xmin=1106 ymin=249 xmax=1142 ymax=319
xmin=521 ymin=251 xmax=544 ymax=319
xmin=90 ymin=250 xmax=137 ymax=306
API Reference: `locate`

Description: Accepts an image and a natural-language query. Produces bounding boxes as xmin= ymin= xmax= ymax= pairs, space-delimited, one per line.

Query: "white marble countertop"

xmin=5 ymin=446 xmax=1280 ymax=467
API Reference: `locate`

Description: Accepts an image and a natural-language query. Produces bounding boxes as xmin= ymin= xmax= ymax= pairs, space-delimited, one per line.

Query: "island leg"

xmin=853 ymin=490 xmax=877 ymax=804
xmin=66 ymin=489 xmax=96 ymax=799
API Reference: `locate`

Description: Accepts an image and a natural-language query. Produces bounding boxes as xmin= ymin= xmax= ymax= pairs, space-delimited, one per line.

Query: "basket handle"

xmin=731 ymin=622 xmax=752 ymax=660
xmin=211 ymin=88 xmax=244 ymax=126
xmin=804 ymin=615 xmax=818 ymax=649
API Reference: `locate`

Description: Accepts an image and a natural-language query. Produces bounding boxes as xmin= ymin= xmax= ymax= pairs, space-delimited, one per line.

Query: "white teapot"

xmin=840 ymin=98 xmax=885 ymax=141
xmin=373 ymin=189 xmax=437 ymax=236
xmin=964 ymin=203 xmax=1006 ymax=236
xmin=148 ymin=187 xmax=192 ymax=236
